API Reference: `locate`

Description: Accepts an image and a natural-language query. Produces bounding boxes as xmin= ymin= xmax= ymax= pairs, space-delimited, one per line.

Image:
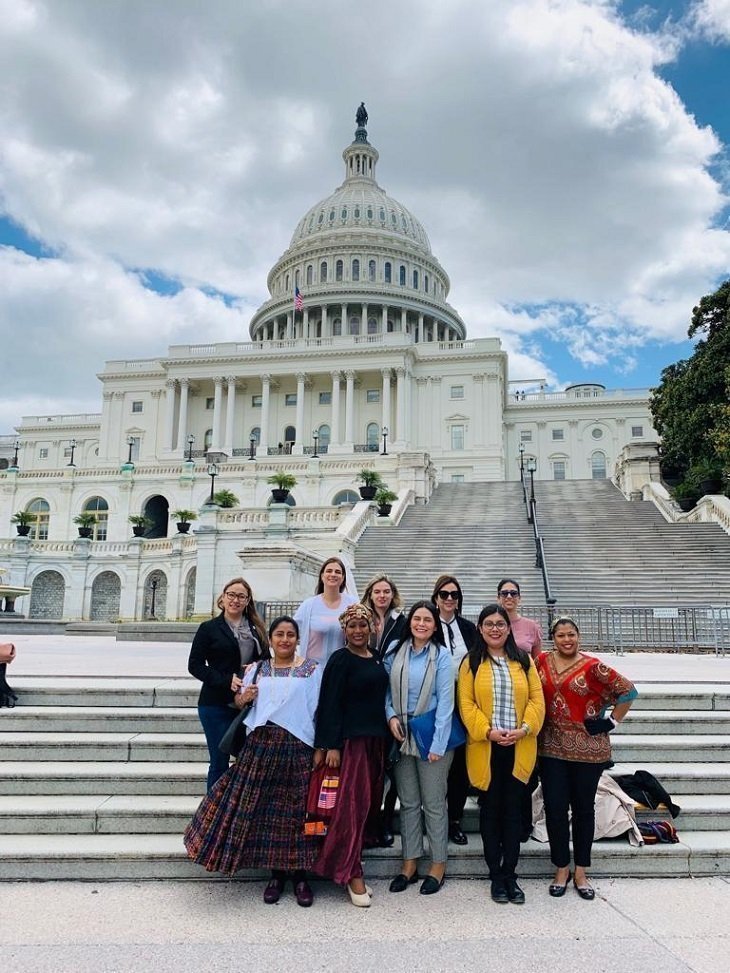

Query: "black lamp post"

xmin=67 ymin=439 xmax=77 ymax=467
xmin=149 ymin=578 xmax=158 ymax=620
xmin=527 ymin=458 xmax=537 ymax=521
xmin=126 ymin=436 xmax=135 ymax=465
xmin=186 ymin=434 xmax=195 ymax=462
xmin=11 ymin=440 xmax=20 ymax=469
xmin=248 ymin=435 xmax=256 ymax=461
xmin=381 ymin=425 xmax=388 ymax=456
xmin=207 ymin=462 xmax=218 ymax=503
xmin=519 ymin=442 xmax=525 ymax=476
xmin=312 ymin=429 xmax=319 ymax=458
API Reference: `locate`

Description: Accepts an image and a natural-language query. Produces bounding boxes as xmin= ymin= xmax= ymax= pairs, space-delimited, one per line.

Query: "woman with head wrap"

xmin=312 ymin=603 xmax=389 ymax=907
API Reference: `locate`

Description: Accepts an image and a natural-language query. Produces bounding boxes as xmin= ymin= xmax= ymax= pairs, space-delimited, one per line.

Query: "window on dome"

xmin=349 ymin=316 xmax=360 ymax=335
xmin=285 ymin=274 xmax=289 ymax=291
xmin=333 ymin=318 xmax=342 ymax=336
xmin=391 ymin=212 xmax=397 ymax=225
xmin=352 ymin=259 xmax=360 ymax=281
xmin=320 ymin=261 xmax=327 ymax=283
xmin=318 ymin=212 xmax=324 ymax=224
xmin=354 ymin=206 xmax=360 ymax=219
xmin=308 ymin=216 xmax=314 ymax=231
xmin=424 ymin=274 xmax=429 ymax=293
xmin=368 ymin=260 xmax=376 ymax=282
xmin=384 ymin=262 xmax=392 ymax=283
xmin=379 ymin=208 xmax=385 ymax=222
xmin=367 ymin=317 xmax=377 ymax=334
xmin=367 ymin=207 xmax=373 ymax=220
xmin=413 ymin=270 xmax=419 ymax=289
xmin=329 ymin=209 xmax=335 ymax=221
xmin=295 ymin=270 xmax=300 ymax=287
xmin=306 ymin=265 xmax=313 ymax=285
xmin=336 ymin=260 xmax=343 ymax=282
xmin=341 ymin=207 xmax=347 ymax=220
xmin=402 ymin=215 xmax=408 ymax=232
xmin=387 ymin=318 xmax=394 ymax=332
xmin=399 ymin=265 xmax=406 ymax=286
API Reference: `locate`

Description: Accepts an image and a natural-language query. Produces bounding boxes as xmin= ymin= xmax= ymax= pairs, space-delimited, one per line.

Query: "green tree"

xmin=650 ymin=280 xmax=730 ymax=488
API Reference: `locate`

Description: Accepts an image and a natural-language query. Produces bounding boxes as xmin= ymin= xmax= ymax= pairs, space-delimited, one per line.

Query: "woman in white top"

xmin=295 ymin=557 xmax=357 ymax=663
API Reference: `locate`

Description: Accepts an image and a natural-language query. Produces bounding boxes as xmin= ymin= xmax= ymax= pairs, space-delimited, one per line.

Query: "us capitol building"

xmin=0 ymin=106 xmax=657 ymax=622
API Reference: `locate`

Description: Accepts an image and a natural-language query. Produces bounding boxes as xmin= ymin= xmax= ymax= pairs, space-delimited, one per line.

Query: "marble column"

xmin=260 ymin=375 xmax=271 ymax=452
xmin=211 ymin=377 xmax=224 ymax=451
xmin=331 ymin=371 xmax=341 ymax=445
xmin=224 ymin=377 xmax=236 ymax=455
xmin=381 ymin=368 xmax=392 ymax=437
xmin=294 ymin=372 xmax=306 ymax=451
xmin=395 ymin=367 xmax=406 ymax=444
xmin=177 ymin=378 xmax=190 ymax=455
xmin=344 ymin=370 xmax=355 ymax=444
xmin=163 ymin=380 xmax=177 ymax=452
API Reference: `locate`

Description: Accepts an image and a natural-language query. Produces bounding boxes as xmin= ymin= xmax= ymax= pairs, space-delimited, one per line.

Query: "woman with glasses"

xmin=295 ymin=557 xmax=357 ymax=664
xmin=497 ymin=579 xmax=542 ymax=658
xmin=384 ymin=600 xmax=454 ymax=895
xmin=536 ymin=616 xmax=637 ymax=901
xmin=458 ymin=603 xmax=544 ymax=905
xmin=431 ymin=574 xmax=477 ymax=846
xmin=188 ymin=577 xmax=268 ymax=790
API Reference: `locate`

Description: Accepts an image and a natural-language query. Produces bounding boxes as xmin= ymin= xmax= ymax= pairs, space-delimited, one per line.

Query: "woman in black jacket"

xmin=188 ymin=577 xmax=268 ymax=790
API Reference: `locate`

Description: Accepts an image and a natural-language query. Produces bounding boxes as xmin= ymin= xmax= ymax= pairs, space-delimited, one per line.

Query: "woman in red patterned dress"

xmin=535 ymin=616 xmax=637 ymax=900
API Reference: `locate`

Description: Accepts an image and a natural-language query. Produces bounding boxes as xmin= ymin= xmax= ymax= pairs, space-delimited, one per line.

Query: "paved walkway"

xmin=2 ymin=877 xmax=729 ymax=972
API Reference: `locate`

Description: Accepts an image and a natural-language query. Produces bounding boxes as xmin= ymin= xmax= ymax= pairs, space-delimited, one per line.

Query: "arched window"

xmin=332 ymin=489 xmax=359 ymax=506
xmin=83 ymin=496 xmax=109 ymax=541
xmin=412 ymin=269 xmax=419 ymax=289
xmin=204 ymin=428 xmax=213 ymax=449
xmin=367 ymin=317 xmax=378 ymax=334
xmin=250 ymin=427 xmax=261 ymax=445
xmin=332 ymin=317 xmax=342 ymax=336
xmin=318 ymin=423 xmax=331 ymax=450
xmin=366 ymin=422 xmax=379 ymax=451
xmin=399 ymin=265 xmax=406 ymax=286
xmin=591 ymin=451 xmax=607 ymax=479
xmin=295 ymin=269 xmax=300 ymax=287
xmin=424 ymin=274 xmax=429 ymax=293
xmin=306 ymin=264 xmax=313 ymax=285
xmin=284 ymin=426 xmax=296 ymax=449
xmin=320 ymin=261 xmax=327 ymax=283
xmin=352 ymin=259 xmax=360 ymax=281
xmin=26 ymin=498 xmax=50 ymax=540
xmin=368 ymin=259 xmax=376 ymax=282
xmin=336 ymin=260 xmax=343 ymax=282
xmin=384 ymin=261 xmax=392 ymax=283
xmin=285 ymin=273 xmax=289 ymax=291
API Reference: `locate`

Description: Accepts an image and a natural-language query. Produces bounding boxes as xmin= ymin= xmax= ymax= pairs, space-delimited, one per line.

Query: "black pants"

xmin=478 ymin=744 xmax=526 ymax=882
xmin=539 ymin=756 xmax=604 ymax=868
xmin=447 ymin=743 xmax=469 ymax=823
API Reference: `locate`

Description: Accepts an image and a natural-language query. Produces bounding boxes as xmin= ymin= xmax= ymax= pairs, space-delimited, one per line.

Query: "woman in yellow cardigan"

xmin=458 ymin=603 xmax=545 ymax=905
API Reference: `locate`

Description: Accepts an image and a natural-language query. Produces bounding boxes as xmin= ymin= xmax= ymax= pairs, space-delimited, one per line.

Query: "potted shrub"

xmin=357 ymin=468 xmax=383 ymax=501
xmin=267 ymin=472 xmax=297 ymax=503
xmin=375 ymin=487 xmax=398 ymax=517
xmin=689 ymin=460 xmax=723 ymax=497
xmin=73 ymin=511 xmax=97 ymax=538
xmin=128 ymin=514 xmax=153 ymax=537
xmin=212 ymin=489 xmax=239 ymax=508
xmin=11 ymin=511 xmax=33 ymax=537
xmin=673 ymin=481 xmax=699 ymax=513
xmin=172 ymin=509 xmax=198 ymax=534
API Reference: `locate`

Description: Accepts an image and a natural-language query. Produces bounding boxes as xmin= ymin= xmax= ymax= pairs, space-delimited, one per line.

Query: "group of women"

xmin=184 ymin=564 xmax=637 ymax=907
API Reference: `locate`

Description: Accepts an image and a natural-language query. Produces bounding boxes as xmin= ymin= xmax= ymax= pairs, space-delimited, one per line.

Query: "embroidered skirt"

xmin=184 ymin=724 xmax=318 ymax=875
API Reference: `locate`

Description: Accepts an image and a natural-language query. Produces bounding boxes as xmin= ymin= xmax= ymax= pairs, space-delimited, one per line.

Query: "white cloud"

xmin=691 ymin=0 xmax=730 ymax=41
xmin=0 ymin=0 xmax=728 ymax=425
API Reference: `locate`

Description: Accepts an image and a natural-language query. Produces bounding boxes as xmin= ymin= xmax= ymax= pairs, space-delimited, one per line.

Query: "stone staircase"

xmin=1 ymin=672 xmax=729 ymax=879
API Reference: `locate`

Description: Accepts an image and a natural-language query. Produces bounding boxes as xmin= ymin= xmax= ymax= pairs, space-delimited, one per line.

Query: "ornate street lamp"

xmin=186 ymin=434 xmax=195 ymax=463
xmin=381 ymin=425 xmax=388 ymax=456
xmin=149 ymin=577 xmax=158 ymax=620
xmin=519 ymin=442 xmax=525 ymax=475
xmin=11 ymin=441 xmax=20 ymax=470
xmin=248 ymin=435 xmax=256 ymax=461
xmin=312 ymin=429 xmax=319 ymax=458
xmin=67 ymin=439 xmax=77 ymax=467
xmin=126 ymin=436 xmax=135 ymax=465
xmin=207 ymin=462 xmax=219 ymax=503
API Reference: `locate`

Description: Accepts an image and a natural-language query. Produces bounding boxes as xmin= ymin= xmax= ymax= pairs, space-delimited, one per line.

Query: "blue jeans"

xmin=198 ymin=704 xmax=238 ymax=791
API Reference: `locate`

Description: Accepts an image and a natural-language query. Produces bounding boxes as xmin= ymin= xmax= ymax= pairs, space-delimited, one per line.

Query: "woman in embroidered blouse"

xmin=384 ymin=600 xmax=454 ymax=896
xmin=184 ymin=616 xmax=322 ymax=908
xmin=187 ymin=577 xmax=267 ymax=790
xmin=295 ymin=557 xmax=357 ymax=663
xmin=458 ymin=603 xmax=545 ymax=905
xmin=536 ymin=616 xmax=637 ymax=901
xmin=312 ymin=603 xmax=389 ymax=907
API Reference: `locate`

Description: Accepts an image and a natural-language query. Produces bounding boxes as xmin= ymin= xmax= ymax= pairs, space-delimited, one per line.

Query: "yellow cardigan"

xmin=457 ymin=655 xmax=545 ymax=790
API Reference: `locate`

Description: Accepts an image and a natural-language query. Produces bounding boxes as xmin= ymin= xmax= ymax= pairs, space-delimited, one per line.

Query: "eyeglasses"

xmin=437 ymin=590 xmax=459 ymax=601
xmin=225 ymin=592 xmax=249 ymax=602
xmin=482 ymin=622 xmax=508 ymax=631
xmin=499 ymin=590 xmax=520 ymax=598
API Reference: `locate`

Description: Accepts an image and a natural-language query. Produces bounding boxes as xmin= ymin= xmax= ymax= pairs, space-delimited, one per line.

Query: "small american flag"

xmin=294 ymin=287 xmax=303 ymax=312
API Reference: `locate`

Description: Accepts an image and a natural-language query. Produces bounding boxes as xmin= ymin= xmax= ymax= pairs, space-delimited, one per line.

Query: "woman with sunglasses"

xmin=295 ymin=557 xmax=357 ymax=663
xmin=458 ymin=604 xmax=544 ymax=905
xmin=497 ymin=579 xmax=542 ymax=658
xmin=188 ymin=577 xmax=268 ymax=790
xmin=536 ymin=616 xmax=637 ymax=901
xmin=431 ymin=574 xmax=477 ymax=846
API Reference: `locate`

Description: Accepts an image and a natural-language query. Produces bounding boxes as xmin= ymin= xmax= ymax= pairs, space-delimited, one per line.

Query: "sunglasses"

xmin=499 ymin=590 xmax=520 ymax=598
xmin=437 ymin=590 xmax=459 ymax=601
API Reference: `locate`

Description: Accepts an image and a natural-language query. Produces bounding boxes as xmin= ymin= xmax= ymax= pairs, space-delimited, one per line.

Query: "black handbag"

xmin=218 ymin=662 xmax=263 ymax=757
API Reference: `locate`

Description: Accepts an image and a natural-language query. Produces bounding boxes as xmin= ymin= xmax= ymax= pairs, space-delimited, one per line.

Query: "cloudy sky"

xmin=1 ymin=0 xmax=729 ymax=432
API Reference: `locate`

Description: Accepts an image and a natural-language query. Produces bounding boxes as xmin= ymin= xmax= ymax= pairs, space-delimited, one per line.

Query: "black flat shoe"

xmin=263 ymin=876 xmax=285 ymax=904
xmin=573 ymin=878 xmax=595 ymax=901
xmin=549 ymin=870 xmax=571 ymax=897
xmin=448 ymin=823 xmax=468 ymax=845
xmin=419 ymin=875 xmax=445 ymax=895
xmin=294 ymin=880 xmax=314 ymax=907
xmin=389 ymin=872 xmax=418 ymax=893
xmin=505 ymin=878 xmax=525 ymax=904
xmin=491 ymin=881 xmax=509 ymax=904
xmin=379 ymin=829 xmax=395 ymax=848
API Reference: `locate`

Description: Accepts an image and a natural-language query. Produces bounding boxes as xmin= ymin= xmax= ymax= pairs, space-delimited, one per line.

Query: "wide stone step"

xmin=0 ymin=706 xmax=200 ymax=733
xmin=8 ymin=678 xmax=197 ymax=708
xmin=0 ymin=830 xmax=724 ymax=881
xmin=611 ymin=735 xmax=730 ymax=762
xmin=609 ymin=762 xmax=730 ymax=794
xmin=0 ymin=732 xmax=208 ymax=762
xmin=0 ymin=762 xmax=206 ymax=795
xmin=0 ymin=794 xmax=201 ymax=834
xmin=615 ymin=710 xmax=730 ymax=733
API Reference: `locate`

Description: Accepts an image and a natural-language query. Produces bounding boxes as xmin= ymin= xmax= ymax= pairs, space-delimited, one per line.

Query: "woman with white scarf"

xmin=383 ymin=600 xmax=454 ymax=896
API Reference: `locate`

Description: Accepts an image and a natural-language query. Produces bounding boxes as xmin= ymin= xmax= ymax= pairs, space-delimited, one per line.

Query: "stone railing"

xmin=645 ymin=481 xmax=730 ymax=536
xmin=335 ymin=501 xmax=375 ymax=546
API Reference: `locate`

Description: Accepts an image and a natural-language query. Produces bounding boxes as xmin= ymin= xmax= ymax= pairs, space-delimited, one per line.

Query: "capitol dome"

xmin=249 ymin=107 xmax=465 ymax=343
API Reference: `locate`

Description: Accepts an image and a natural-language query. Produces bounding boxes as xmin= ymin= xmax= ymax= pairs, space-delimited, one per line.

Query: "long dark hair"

xmin=385 ymin=600 xmax=445 ymax=657
xmin=431 ymin=574 xmax=464 ymax=615
xmin=266 ymin=615 xmax=300 ymax=661
xmin=217 ymin=576 xmax=268 ymax=650
xmin=468 ymin=603 xmax=530 ymax=675
xmin=315 ymin=557 xmax=348 ymax=594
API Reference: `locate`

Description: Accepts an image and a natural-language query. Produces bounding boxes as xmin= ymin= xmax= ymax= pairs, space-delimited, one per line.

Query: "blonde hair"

xmin=362 ymin=574 xmax=402 ymax=613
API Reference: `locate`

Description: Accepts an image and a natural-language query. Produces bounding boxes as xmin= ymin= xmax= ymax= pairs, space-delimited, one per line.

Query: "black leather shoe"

xmin=379 ymin=828 xmax=395 ymax=848
xmin=263 ymin=876 xmax=284 ymax=904
xmin=294 ymin=880 xmax=314 ymax=907
xmin=448 ymin=823 xmax=468 ymax=845
xmin=549 ymin=870 xmax=571 ymax=897
xmin=505 ymin=878 xmax=525 ymax=904
xmin=419 ymin=875 xmax=445 ymax=895
xmin=389 ymin=872 xmax=418 ymax=893
xmin=573 ymin=878 xmax=595 ymax=901
xmin=491 ymin=881 xmax=509 ymax=904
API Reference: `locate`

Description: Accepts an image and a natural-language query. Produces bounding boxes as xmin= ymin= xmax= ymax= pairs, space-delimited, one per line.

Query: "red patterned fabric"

xmin=535 ymin=651 xmax=635 ymax=764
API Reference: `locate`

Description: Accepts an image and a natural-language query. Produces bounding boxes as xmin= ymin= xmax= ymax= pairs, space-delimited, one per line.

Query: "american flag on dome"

xmin=294 ymin=287 xmax=303 ymax=312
